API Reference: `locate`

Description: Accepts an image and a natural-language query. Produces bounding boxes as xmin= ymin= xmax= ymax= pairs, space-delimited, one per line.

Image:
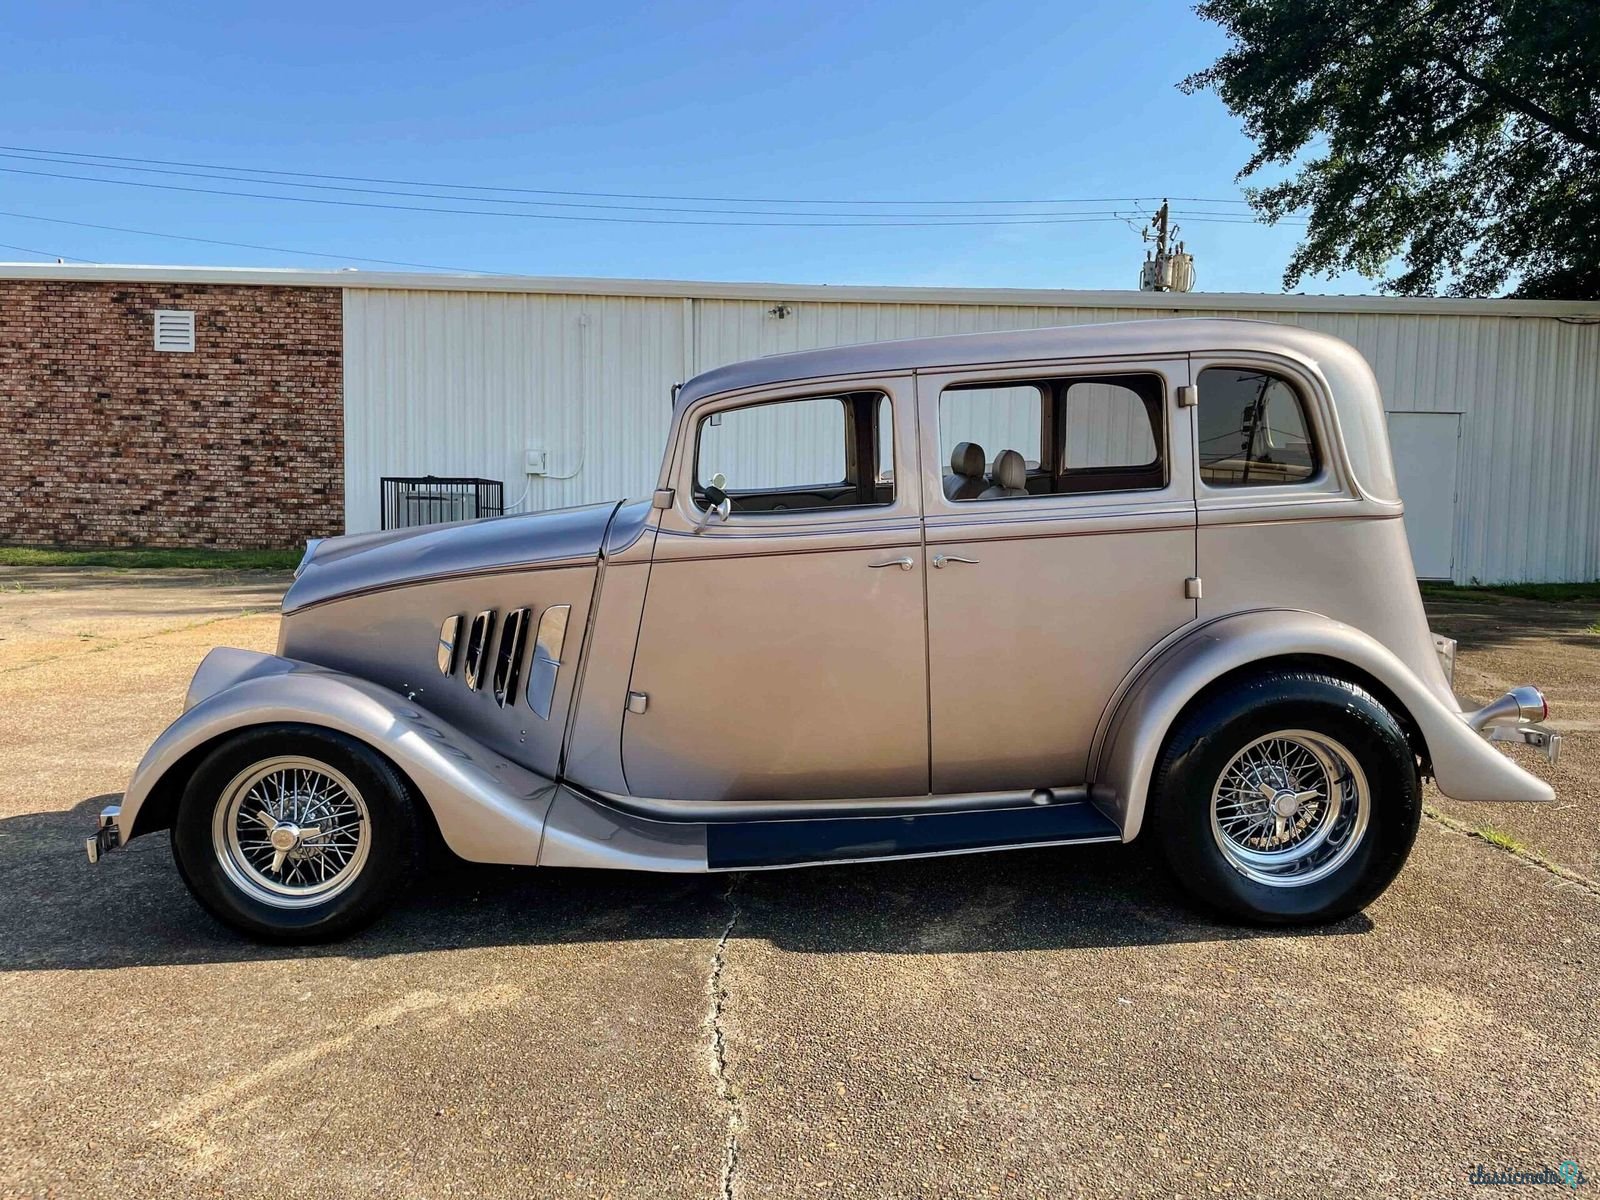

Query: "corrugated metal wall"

xmin=343 ymin=289 xmax=692 ymax=529
xmin=344 ymin=288 xmax=1600 ymax=583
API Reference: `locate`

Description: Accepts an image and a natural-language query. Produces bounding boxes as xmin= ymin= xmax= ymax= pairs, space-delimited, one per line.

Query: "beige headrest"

xmin=991 ymin=449 xmax=1027 ymax=491
xmin=950 ymin=441 xmax=986 ymax=478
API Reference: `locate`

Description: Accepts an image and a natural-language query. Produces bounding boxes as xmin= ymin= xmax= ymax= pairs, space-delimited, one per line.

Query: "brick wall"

xmin=0 ymin=281 xmax=342 ymax=549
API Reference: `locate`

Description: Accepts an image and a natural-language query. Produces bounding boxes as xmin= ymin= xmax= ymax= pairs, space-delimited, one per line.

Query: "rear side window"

xmin=939 ymin=384 xmax=1043 ymax=472
xmin=1197 ymin=368 xmax=1319 ymax=487
xmin=938 ymin=373 xmax=1165 ymax=500
xmin=1062 ymin=380 xmax=1159 ymax=470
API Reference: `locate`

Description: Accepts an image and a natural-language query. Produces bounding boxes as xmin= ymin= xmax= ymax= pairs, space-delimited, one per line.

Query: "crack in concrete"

xmin=706 ymin=874 xmax=743 ymax=1200
xmin=1424 ymin=807 xmax=1600 ymax=896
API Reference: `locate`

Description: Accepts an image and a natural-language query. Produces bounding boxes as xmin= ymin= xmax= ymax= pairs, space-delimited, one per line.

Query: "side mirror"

xmin=695 ymin=485 xmax=731 ymax=532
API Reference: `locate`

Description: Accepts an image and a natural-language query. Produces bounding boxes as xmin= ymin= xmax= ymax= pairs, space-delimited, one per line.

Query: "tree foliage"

xmin=1183 ymin=0 xmax=1600 ymax=298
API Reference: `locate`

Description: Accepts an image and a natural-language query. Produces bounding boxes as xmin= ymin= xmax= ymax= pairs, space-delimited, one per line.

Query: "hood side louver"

xmin=438 ymin=614 xmax=463 ymax=675
xmin=462 ymin=610 xmax=496 ymax=691
xmin=437 ymin=603 xmax=569 ymax=718
xmin=526 ymin=604 xmax=571 ymax=721
xmin=492 ymin=608 xmax=531 ymax=708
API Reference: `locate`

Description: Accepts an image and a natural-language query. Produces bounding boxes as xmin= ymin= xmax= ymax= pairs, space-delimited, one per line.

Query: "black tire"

xmin=1149 ymin=670 xmax=1421 ymax=925
xmin=172 ymin=724 xmax=424 ymax=942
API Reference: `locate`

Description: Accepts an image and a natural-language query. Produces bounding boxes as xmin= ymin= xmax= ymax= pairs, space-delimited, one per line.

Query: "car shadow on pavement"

xmin=1 ymin=795 xmax=1371 ymax=972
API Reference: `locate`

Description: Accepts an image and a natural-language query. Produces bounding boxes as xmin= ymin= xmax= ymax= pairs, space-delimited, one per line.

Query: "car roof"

xmin=676 ymin=318 xmax=1352 ymax=406
xmin=674 ymin=317 xmax=1399 ymax=504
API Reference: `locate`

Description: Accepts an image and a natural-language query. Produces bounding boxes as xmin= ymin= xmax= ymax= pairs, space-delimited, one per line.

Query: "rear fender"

xmin=1093 ymin=609 xmax=1554 ymax=841
xmin=119 ymin=648 xmax=556 ymax=864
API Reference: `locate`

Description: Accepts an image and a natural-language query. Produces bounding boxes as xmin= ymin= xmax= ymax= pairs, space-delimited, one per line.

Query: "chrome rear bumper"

xmin=1464 ymin=686 xmax=1561 ymax=765
xmin=1485 ymin=723 xmax=1561 ymax=764
xmin=84 ymin=805 xmax=121 ymax=864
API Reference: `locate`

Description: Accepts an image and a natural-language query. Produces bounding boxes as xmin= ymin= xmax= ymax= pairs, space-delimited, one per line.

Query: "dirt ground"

xmin=1 ymin=567 xmax=1596 ymax=1199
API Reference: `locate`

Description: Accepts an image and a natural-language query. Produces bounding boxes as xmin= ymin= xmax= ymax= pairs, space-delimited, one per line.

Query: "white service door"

xmin=1386 ymin=411 xmax=1460 ymax=580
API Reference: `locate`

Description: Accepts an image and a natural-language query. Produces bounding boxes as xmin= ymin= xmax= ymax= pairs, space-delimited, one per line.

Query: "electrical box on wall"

xmin=524 ymin=447 xmax=549 ymax=476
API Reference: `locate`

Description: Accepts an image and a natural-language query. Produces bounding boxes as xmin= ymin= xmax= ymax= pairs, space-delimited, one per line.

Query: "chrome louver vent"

xmin=437 ymin=614 xmax=462 ymax=675
xmin=462 ymin=609 xmax=496 ymax=691
xmin=526 ymin=605 xmax=571 ymax=720
xmin=492 ymin=608 xmax=532 ymax=708
xmin=435 ymin=603 xmax=570 ymax=721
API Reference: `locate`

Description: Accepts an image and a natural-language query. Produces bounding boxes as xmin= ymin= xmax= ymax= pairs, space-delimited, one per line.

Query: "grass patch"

xmin=1420 ymin=580 xmax=1600 ymax=604
xmin=0 ymin=546 xmax=301 ymax=570
xmin=1476 ymin=825 xmax=1528 ymax=854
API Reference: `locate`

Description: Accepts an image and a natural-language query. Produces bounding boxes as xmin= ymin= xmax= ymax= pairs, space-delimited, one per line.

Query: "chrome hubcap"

xmin=211 ymin=756 xmax=371 ymax=909
xmin=1209 ymin=730 xmax=1370 ymax=888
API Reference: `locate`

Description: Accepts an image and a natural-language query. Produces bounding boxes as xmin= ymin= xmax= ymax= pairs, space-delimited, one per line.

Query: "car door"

xmin=918 ymin=357 xmax=1197 ymax=794
xmin=622 ymin=376 xmax=930 ymax=802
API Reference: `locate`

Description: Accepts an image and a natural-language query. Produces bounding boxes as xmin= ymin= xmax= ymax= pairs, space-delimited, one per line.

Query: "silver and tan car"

xmin=88 ymin=319 xmax=1560 ymax=941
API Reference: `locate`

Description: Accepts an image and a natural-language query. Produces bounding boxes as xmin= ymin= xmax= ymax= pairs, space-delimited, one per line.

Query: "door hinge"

xmin=1184 ymin=576 xmax=1203 ymax=600
xmin=651 ymin=488 xmax=674 ymax=510
xmin=626 ymin=690 xmax=649 ymax=714
xmin=1177 ymin=385 xmax=1198 ymax=408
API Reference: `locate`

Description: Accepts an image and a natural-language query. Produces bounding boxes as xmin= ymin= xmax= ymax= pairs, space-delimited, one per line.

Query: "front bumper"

xmin=84 ymin=805 xmax=121 ymax=864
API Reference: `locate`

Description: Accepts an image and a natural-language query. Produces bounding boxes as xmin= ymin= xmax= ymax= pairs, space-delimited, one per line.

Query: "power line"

xmin=0 ymin=238 xmax=88 ymax=262
xmin=0 ymin=153 xmax=1163 ymax=219
xmin=0 ymin=208 xmax=505 ymax=272
xmin=0 ymin=164 xmax=1307 ymax=229
xmin=0 ymin=142 xmax=1260 ymax=209
xmin=0 ymin=165 xmax=1180 ymax=227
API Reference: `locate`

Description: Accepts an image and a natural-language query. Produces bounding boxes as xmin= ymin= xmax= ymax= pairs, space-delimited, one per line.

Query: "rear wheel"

xmin=172 ymin=725 xmax=423 ymax=942
xmin=1150 ymin=671 xmax=1421 ymax=924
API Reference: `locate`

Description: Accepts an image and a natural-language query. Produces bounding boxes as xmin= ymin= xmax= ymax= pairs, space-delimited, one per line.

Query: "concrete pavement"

xmin=2 ymin=568 xmax=1596 ymax=1199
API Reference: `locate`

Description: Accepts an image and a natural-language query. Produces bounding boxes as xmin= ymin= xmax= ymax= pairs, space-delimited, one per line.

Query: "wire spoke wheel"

xmin=211 ymin=755 xmax=372 ymax=909
xmin=1209 ymin=729 xmax=1370 ymax=888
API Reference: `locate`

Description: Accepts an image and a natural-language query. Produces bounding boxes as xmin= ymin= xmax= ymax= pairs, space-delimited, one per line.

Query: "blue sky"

xmin=0 ymin=0 xmax=1365 ymax=293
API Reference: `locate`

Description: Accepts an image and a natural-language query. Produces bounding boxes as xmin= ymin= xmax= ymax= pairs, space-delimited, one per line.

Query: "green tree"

xmin=1183 ymin=0 xmax=1600 ymax=298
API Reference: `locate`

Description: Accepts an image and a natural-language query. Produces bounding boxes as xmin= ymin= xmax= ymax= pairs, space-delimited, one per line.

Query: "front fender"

xmin=119 ymin=648 xmax=557 ymax=864
xmin=1093 ymin=610 xmax=1554 ymax=841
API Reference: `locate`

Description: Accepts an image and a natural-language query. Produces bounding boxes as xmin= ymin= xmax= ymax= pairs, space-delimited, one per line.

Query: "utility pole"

xmin=1152 ymin=200 xmax=1171 ymax=260
xmin=1139 ymin=199 xmax=1196 ymax=292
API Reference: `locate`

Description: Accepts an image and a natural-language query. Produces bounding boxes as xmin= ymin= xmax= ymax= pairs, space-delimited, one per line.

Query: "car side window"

xmin=939 ymin=373 xmax=1166 ymax=501
xmin=939 ymin=385 xmax=1043 ymax=479
xmin=694 ymin=391 xmax=894 ymax=514
xmin=1197 ymin=367 xmax=1320 ymax=487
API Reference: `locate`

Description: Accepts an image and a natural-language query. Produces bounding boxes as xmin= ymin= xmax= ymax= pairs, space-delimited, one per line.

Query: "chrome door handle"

xmin=932 ymin=554 xmax=980 ymax=569
xmin=869 ymin=556 xmax=916 ymax=571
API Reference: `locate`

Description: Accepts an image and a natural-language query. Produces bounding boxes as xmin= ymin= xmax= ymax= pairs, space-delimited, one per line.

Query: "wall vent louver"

xmin=153 ymin=309 xmax=196 ymax=352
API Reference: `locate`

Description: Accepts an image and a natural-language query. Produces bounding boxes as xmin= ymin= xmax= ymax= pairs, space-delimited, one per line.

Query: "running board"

xmin=704 ymin=801 xmax=1120 ymax=870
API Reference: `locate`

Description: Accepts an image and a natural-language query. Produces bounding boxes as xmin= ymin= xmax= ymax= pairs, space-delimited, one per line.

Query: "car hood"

xmin=282 ymin=499 xmax=640 ymax=613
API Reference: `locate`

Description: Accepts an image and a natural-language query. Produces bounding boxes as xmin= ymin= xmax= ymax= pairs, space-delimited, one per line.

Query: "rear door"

xmin=918 ymin=357 xmax=1197 ymax=794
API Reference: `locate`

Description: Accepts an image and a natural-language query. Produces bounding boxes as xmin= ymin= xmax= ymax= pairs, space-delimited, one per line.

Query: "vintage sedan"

xmin=87 ymin=319 xmax=1560 ymax=941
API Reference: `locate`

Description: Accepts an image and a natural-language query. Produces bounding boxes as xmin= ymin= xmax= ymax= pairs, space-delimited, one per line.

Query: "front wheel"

xmin=1149 ymin=671 xmax=1421 ymax=925
xmin=172 ymin=724 xmax=424 ymax=942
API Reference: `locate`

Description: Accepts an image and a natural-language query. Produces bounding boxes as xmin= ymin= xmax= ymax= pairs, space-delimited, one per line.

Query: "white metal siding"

xmin=343 ymin=288 xmax=1600 ymax=584
xmin=343 ymin=289 xmax=690 ymax=533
